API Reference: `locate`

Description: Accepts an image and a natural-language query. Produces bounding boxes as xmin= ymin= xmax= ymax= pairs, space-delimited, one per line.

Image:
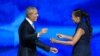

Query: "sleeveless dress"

xmin=72 ymin=22 xmax=91 ymax=56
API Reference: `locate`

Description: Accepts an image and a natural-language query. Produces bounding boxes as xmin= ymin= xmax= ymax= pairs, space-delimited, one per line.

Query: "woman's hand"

xmin=50 ymin=38 xmax=57 ymax=43
xmin=56 ymin=34 xmax=65 ymax=38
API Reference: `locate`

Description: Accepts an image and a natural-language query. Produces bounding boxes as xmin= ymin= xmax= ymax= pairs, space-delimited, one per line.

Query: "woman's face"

xmin=72 ymin=13 xmax=80 ymax=23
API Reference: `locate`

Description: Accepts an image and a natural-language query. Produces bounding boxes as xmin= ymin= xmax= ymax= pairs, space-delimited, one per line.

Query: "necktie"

xmin=32 ymin=23 xmax=35 ymax=29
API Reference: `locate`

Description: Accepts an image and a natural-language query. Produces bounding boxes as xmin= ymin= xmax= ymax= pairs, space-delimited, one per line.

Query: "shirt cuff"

xmin=37 ymin=33 xmax=40 ymax=37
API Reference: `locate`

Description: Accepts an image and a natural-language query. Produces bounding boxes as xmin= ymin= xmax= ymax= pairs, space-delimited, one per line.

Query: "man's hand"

xmin=39 ymin=28 xmax=48 ymax=36
xmin=50 ymin=47 xmax=58 ymax=53
xmin=41 ymin=28 xmax=48 ymax=34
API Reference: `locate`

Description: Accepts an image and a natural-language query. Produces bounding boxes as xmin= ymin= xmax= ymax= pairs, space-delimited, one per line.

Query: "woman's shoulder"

xmin=79 ymin=22 xmax=87 ymax=27
xmin=78 ymin=22 xmax=88 ymax=31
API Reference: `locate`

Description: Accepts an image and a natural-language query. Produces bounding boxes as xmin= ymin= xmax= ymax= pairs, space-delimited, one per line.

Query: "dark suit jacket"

xmin=17 ymin=19 xmax=50 ymax=56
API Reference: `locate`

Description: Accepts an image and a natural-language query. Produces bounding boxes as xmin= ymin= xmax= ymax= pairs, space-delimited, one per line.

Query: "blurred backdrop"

xmin=0 ymin=0 xmax=100 ymax=56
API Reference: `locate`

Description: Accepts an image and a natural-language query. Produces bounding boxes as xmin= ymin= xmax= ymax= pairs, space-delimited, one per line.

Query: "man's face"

xmin=28 ymin=9 xmax=39 ymax=22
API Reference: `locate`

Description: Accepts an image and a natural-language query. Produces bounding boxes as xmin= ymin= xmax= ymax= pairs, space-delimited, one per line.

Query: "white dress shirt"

xmin=26 ymin=17 xmax=40 ymax=37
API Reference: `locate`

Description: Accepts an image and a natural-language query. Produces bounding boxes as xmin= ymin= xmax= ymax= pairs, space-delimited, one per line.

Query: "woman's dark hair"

xmin=73 ymin=10 xmax=92 ymax=36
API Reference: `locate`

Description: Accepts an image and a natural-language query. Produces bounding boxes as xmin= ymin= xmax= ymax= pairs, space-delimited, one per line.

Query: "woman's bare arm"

xmin=51 ymin=28 xmax=85 ymax=46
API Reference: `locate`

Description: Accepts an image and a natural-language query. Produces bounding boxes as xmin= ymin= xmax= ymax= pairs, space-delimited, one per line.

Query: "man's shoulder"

xmin=21 ymin=19 xmax=29 ymax=25
xmin=19 ymin=19 xmax=29 ymax=27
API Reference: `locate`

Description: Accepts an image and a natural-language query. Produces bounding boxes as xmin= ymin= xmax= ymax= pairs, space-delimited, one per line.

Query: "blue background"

xmin=0 ymin=0 xmax=100 ymax=56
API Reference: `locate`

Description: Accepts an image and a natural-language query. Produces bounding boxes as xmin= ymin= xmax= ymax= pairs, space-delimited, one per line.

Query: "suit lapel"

xmin=25 ymin=19 xmax=36 ymax=32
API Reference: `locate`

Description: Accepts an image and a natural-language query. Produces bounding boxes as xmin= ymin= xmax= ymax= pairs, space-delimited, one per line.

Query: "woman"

xmin=51 ymin=10 xmax=92 ymax=56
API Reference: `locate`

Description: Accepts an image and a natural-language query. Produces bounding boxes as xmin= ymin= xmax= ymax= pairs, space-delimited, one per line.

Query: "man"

xmin=18 ymin=7 xmax=58 ymax=56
